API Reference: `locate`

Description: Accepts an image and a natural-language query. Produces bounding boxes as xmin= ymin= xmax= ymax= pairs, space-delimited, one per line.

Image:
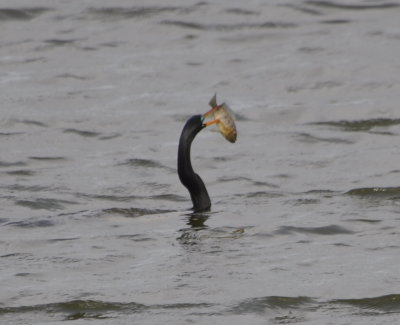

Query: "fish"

xmin=204 ymin=94 xmax=237 ymax=143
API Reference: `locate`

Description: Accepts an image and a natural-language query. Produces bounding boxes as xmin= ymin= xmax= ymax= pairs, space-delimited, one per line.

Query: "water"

xmin=1 ymin=0 xmax=400 ymax=324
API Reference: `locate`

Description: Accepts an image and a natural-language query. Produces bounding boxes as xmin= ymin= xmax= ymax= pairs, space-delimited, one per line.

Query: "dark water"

xmin=1 ymin=0 xmax=400 ymax=324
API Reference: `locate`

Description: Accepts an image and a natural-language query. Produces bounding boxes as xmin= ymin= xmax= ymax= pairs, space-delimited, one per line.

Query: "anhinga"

xmin=177 ymin=95 xmax=237 ymax=212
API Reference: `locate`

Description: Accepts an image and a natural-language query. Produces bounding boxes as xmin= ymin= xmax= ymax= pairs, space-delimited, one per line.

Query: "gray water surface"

xmin=1 ymin=0 xmax=400 ymax=324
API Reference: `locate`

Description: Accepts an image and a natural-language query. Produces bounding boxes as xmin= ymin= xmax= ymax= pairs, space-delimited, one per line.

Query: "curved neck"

xmin=178 ymin=116 xmax=211 ymax=212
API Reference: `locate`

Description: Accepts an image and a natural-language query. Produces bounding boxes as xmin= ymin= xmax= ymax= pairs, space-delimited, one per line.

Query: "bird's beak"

xmin=203 ymin=119 xmax=220 ymax=127
xmin=202 ymin=106 xmax=220 ymax=127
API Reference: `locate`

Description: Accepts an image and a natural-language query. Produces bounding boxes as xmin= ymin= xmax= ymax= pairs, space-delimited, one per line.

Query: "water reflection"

xmin=186 ymin=212 xmax=209 ymax=229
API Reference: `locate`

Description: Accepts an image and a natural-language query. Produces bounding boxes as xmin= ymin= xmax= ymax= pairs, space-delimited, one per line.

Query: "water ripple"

xmin=305 ymin=1 xmax=400 ymax=10
xmin=85 ymin=6 xmax=183 ymax=20
xmin=275 ymin=224 xmax=354 ymax=235
xmin=178 ymin=226 xmax=246 ymax=246
xmin=0 ymin=299 xmax=212 ymax=320
xmin=295 ymin=132 xmax=353 ymax=144
xmin=6 ymin=184 xmax=51 ymax=192
xmin=331 ymin=294 xmax=400 ymax=313
xmin=77 ymin=193 xmax=139 ymax=202
xmin=225 ymin=8 xmax=258 ymax=16
xmin=0 ymin=7 xmax=52 ymax=21
xmin=161 ymin=20 xmax=296 ymax=31
xmin=121 ymin=158 xmax=166 ymax=168
xmin=6 ymin=219 xmax=54 ymax=228
xmin=15 ymin=198 xmax=77 ymax=210
xmin=149 ymin=193 xmax=185 ymax=201
xmin=19 ymin=119 xmax=48 ymax=127
xmin=43 ymin=39 xmax=78 ymax=47
xmin=244 ymin=191 xmax=283 ymax=199
xmin=29 ymin=156 xmax=67 ymax=162
xmin=0 ymin=294 xmax=399 ymax=320
xmin=229 ymin=296 xmax=315 ymax=314
xmin=120 ymin=158 xmax=175 ymax=172
xmin=0 ymin=132 xmax=24 ymax=137
xmin=0 ymin=161 xmax=27 ymax=167
xmin=103 ymin=207 xmax=173 ymax=217
xmin=63 ymin=128 xmax=100 ymax=138
xmin=347 ymin=187 xmax=400 ymax=200
xmin=6 ymin=170 xmax=35 ymax=176
xmin=228 ymin=294 xmax=400 ymax=316
xmin=311 ymin=118 xmax=400 ymax=132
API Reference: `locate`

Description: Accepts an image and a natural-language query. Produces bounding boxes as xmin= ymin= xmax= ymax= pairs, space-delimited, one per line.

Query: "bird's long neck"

xmin=178 ymin=116 xmax=211 ymax=212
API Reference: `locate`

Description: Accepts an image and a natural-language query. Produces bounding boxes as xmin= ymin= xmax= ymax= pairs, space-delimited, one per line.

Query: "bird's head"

xmin=181 ymin=94 xmax=237 ymax=143
xmin=179 ymin=115 xmax=207 ymax=145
